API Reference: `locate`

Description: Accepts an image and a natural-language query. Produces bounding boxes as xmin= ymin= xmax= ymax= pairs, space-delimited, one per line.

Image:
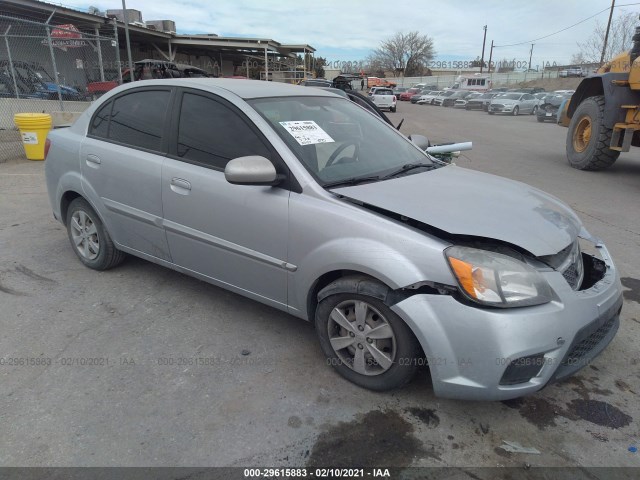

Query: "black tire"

xmin=315 ymin=277 xmax=421 ymax=391
xmin=512 ymin=106 xmax=519 ymax=116
xmin=66 ymin=197 xmax=126 ymax=270
xmin=390 ymin=106 xmax=396 ymax=112
xmin=488 ymin=111 xmax=495 ymax=115
xmin=465 ymin=106 xmax=470 ymax=110
xmin=566 ymin=95 xmax=620 ymax=171
xmin=531 ymin=105 xmax=538 ymax=115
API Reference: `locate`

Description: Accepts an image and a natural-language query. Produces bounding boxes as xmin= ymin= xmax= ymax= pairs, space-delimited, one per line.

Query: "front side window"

xmin=176 ymin=92 xmax=271 ymax=169
xmin=108 ymin=89 xmax=170 ymax=151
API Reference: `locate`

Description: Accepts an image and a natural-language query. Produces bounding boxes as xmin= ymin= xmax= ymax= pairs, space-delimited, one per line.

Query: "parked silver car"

xmin=488 ymin=92 xmax=539 ymax=115
xmin=45 ymin=79 xmax=622 ymax=400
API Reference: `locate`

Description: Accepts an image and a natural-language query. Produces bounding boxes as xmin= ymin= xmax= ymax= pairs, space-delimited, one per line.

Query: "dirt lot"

xmin=1 ymin=100 xmax=639 ymax=473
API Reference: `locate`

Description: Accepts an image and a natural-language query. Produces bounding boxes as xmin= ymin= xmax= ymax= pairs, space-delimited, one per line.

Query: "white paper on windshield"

xmin=279 ymin=121 xmax=335 ymax=146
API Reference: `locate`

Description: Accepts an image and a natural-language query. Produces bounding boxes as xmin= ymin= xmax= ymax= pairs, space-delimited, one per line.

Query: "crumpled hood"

xmin=331 ymin=165 xmax=582 ymax=256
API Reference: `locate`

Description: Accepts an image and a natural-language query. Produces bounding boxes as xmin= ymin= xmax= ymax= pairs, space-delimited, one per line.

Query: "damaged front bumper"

xmin=391 ymin=240 xmax=623 ymax=401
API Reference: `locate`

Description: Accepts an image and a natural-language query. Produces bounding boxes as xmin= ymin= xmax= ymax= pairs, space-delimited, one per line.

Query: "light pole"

xmin=480 ymin=25 xmax=487 ymax=73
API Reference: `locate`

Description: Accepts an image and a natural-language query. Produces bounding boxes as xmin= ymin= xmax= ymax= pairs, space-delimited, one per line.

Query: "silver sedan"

xmin=488 ymin=92 xmax=539 ymax=115
xmin=45 ymin=79 xmax=622 ymax=400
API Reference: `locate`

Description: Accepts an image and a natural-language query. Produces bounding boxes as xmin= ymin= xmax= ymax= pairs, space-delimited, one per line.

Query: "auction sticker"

xmin=21 ymin=132 xmax=38 ymax=145
xmin=279 ymin=121 xmax=334 ymax=146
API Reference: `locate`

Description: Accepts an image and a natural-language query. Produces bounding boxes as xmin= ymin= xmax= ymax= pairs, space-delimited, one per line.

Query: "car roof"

xmin=114 ymin=78 xmax=339 ymax=99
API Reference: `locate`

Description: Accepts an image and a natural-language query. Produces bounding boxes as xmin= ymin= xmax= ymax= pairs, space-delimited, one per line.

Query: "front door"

xmin=161 ymin=89 xmax=290 ymax=307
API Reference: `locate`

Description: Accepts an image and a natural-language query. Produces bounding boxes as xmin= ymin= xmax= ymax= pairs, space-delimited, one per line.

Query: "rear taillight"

xmin=44 ymin=138 xmax=51 ymax=160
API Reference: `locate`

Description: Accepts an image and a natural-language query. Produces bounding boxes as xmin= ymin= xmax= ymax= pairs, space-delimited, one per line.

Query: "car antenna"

xmin=396 ymin=118 xmax=404 ymax=131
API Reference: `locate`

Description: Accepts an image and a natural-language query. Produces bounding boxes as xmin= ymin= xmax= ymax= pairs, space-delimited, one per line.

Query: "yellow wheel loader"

xmin=563 ymin=20 xmax=640 ymax=170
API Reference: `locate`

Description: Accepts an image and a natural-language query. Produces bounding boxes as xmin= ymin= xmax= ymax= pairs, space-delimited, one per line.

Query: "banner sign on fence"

xmin=41 ymin=24 xmax=87 ymax=51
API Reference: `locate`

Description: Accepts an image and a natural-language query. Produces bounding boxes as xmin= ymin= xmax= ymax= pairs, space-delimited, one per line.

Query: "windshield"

xmin=249 ymin=96 xmax=431 ymax=185
xmin=499 ymin=93 xmax=523 ymax=100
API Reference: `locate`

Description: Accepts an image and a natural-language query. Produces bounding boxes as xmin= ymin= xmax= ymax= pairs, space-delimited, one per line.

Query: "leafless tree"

xmin=574 ymin=11 xmax=639 ymax=63
xmin=368 ymin=31 xmax=435 ymax=77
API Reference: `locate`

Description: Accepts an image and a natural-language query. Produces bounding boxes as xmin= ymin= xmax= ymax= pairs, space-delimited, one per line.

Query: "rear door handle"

xmin=170 ymin=177 xmax=191 ymax=195
xmin=86 ymin=154 xmax=101 ymax=166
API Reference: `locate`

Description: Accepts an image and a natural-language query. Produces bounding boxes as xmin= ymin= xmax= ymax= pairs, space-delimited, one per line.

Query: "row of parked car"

xmin=384 ymin=85 xmax=575 ymax=122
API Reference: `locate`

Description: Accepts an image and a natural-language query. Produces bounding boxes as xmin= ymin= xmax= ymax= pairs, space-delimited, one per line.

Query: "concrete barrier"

xmin=0 ymin=98 xmax=91 ymax=129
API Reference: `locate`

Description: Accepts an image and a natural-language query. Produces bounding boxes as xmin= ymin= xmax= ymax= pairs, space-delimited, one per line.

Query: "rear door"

xmin=160 ymin=88 xmax=291 ymax=307
xmin=80 ymin=87 xmax=173 ymax=260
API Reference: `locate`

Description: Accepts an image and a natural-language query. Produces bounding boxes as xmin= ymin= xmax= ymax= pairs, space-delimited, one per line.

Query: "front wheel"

xmin=531 ymin=105 xmax=538 ymax=115
xmin=512 ymin=106 xmax=519 ymax=116
xmin=566 ymin=95 xmax=620 ymax=170
xmin=315 ymin=279 xmax=421 ymax=391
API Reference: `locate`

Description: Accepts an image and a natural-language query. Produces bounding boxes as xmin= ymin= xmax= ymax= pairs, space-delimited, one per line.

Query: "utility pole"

xmin=528 ymin=44 xmax=534 ymax=71
xmin=480 ymin=25 xmax=488 ymax=73
xmin=487 ymin=40 xmax=494 ymax=73
xmin=121 ymin=0 xmax=134 ymax=76
xmin=601 ymin=0 xmax=616 ymax=65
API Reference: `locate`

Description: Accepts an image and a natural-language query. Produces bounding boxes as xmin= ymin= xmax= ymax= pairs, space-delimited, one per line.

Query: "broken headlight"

xmin=445 ymin=246 xmax=553 ymax=308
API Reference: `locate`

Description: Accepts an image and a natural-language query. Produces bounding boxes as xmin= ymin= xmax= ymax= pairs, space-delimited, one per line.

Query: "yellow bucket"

xmin=14 ymin=113 xmax=53 ymax=161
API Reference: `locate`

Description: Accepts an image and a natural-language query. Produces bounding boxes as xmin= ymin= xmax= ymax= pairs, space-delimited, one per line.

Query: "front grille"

xmin=491 ymin=104 xmax=504 ymax=109
xmin=563 ymin=315 xmax=617 ymax=365
xmin=562 ymin=263 xmax=580 ymax=289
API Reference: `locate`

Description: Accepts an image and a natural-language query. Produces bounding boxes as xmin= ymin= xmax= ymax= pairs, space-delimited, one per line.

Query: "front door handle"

xmin=170 ymin=177 xmax=191 ymax=195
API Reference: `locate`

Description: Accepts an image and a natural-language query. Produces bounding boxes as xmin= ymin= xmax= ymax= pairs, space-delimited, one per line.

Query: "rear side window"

xmin=107 ymin=89 xmax=170 ymax=151
xmin=89 ymin=101 xmax=112 ymax=138
xmin=176 ymin=92 xmax=271 ymax=169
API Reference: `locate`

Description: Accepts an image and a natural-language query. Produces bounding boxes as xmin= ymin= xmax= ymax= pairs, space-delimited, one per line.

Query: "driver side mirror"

xmin=224 ymin=156 xmax=285 ymax=186
xmin=408 ymin=134 xmax=430 ymax=151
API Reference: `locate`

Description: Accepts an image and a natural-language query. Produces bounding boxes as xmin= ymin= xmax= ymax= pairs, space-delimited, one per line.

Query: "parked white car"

xmin=369 ymin=87 xmax=397 ymax=112
xmin=416 ymin=91 xmax=441 ymax=105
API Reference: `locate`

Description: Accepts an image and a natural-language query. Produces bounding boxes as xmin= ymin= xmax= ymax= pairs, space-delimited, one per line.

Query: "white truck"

xmin=451 ymin=74 xmax=492 ymax=92
xmin=369 ymin=87 xmax=397 ymax=112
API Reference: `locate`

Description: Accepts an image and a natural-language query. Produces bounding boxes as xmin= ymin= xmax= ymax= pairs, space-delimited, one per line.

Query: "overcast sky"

xmin=61 ymin=0 xmax=640 ymax=67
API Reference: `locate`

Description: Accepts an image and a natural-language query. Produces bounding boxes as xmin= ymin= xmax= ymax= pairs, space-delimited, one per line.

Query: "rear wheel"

xmin=66 ymin=198 xmax=126 ymax=270
xmin=566 ymin=96 xmax=619 ymax=170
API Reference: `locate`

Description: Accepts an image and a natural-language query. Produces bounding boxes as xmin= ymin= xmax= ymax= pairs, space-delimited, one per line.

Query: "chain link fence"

xmin=0 ymin=13 xmax=120 ymax=162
